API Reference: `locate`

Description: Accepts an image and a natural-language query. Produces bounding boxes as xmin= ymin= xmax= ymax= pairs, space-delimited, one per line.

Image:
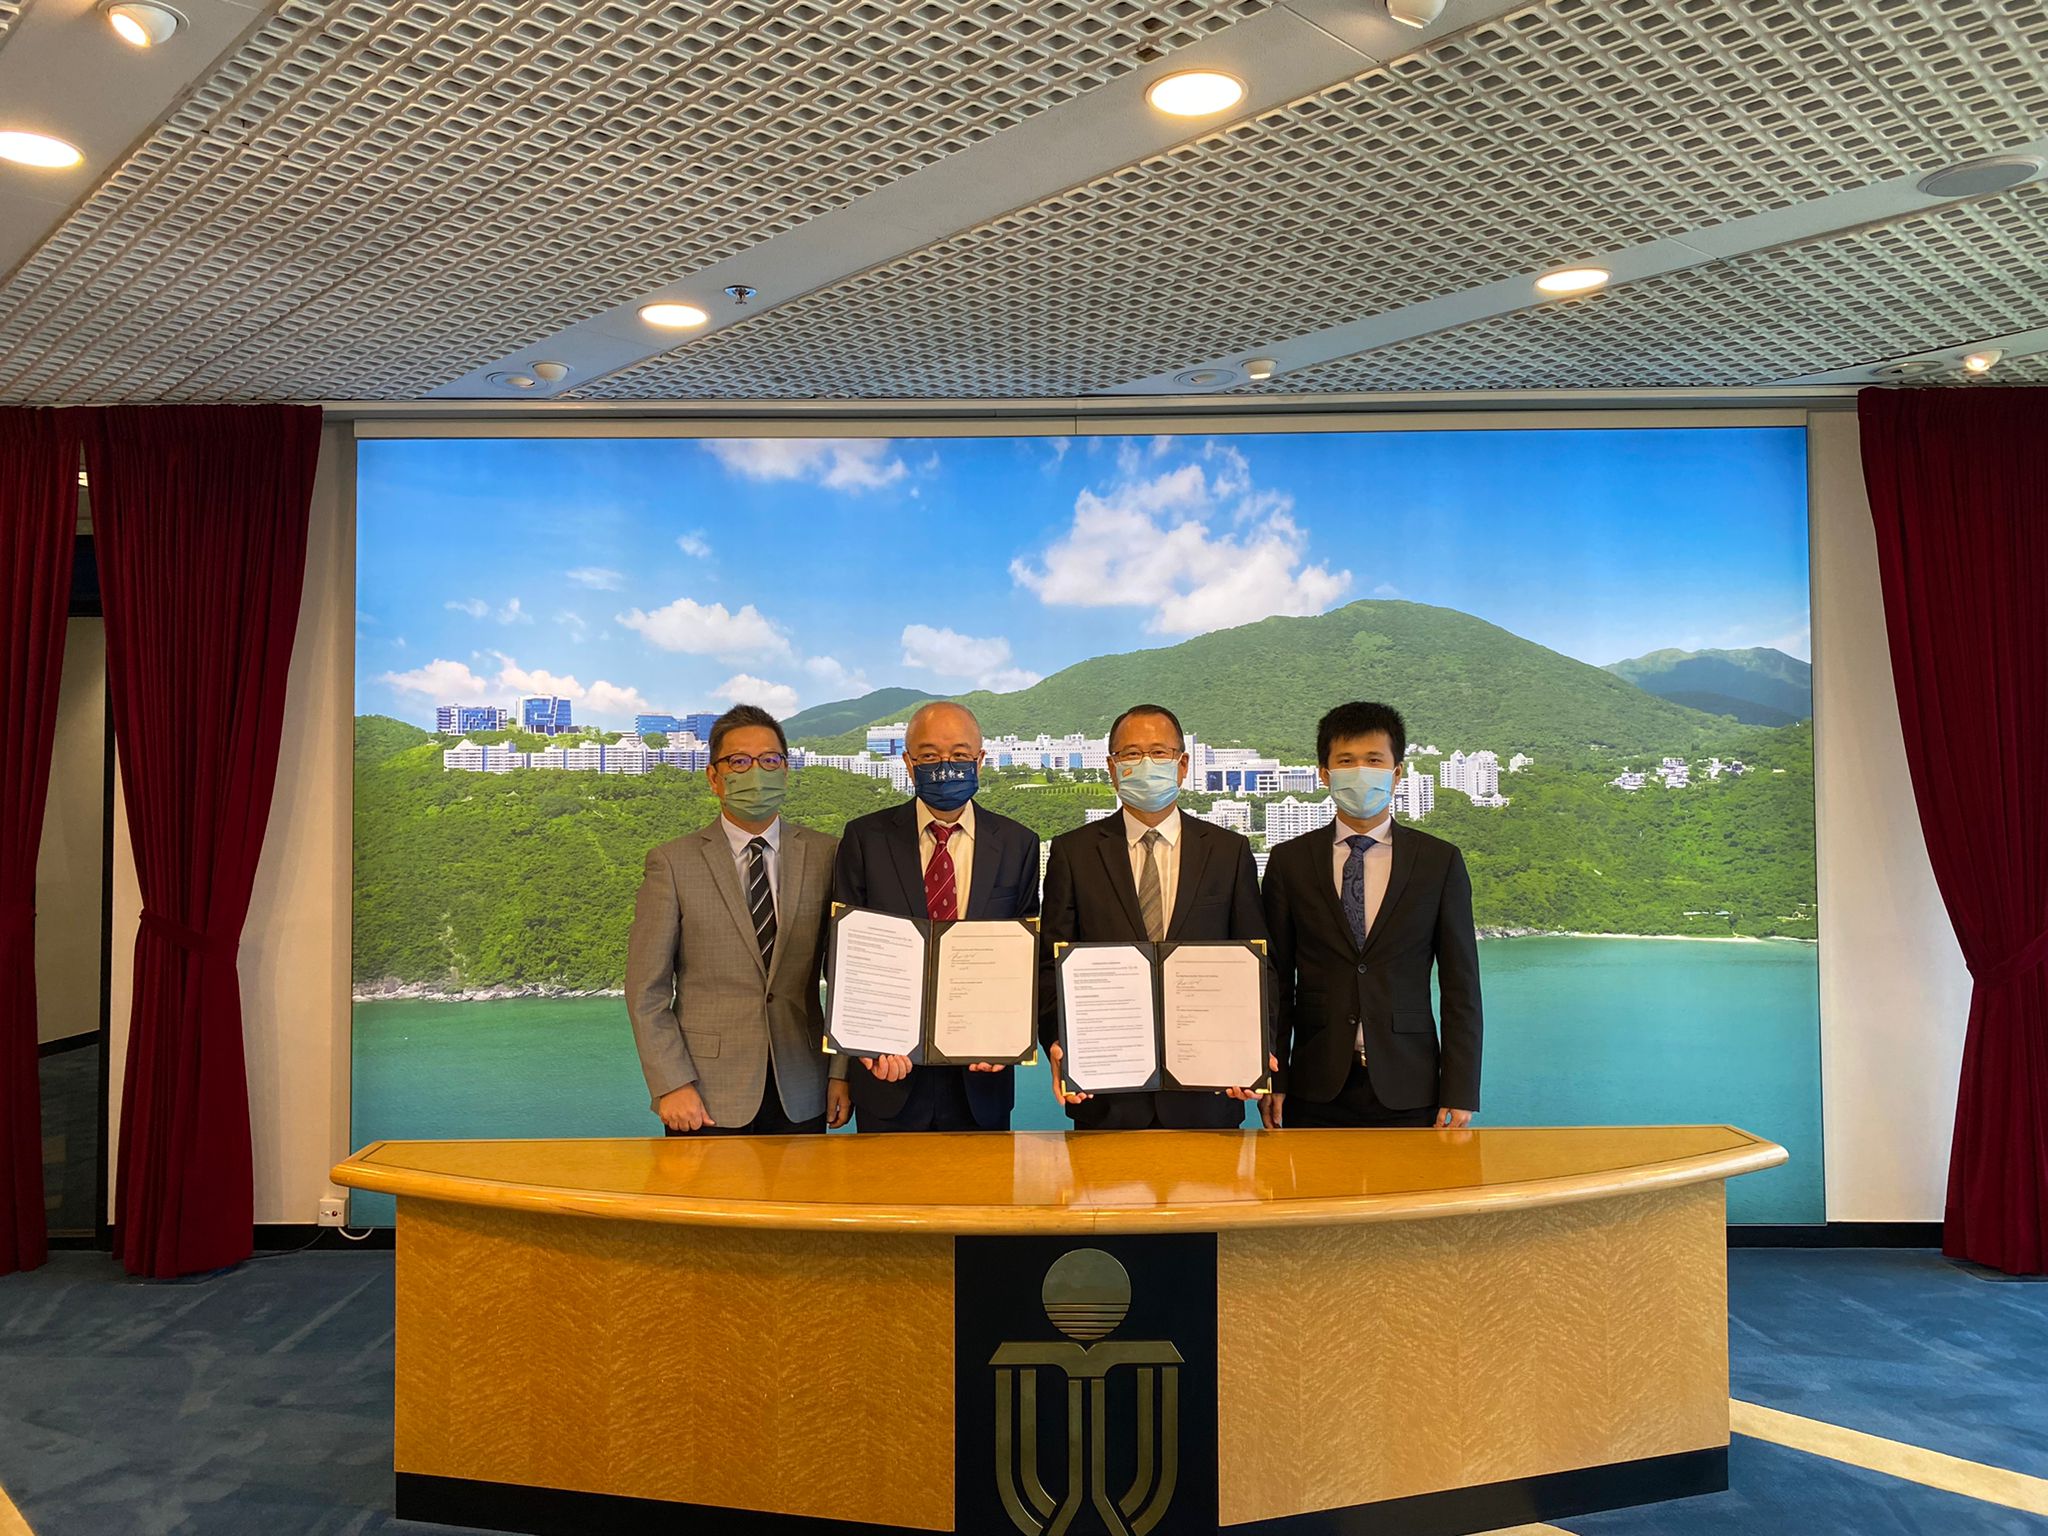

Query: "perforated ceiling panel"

xmin=1245 ymin=183 xmax=2048 ymax=393
xmin=0 ymin=0 xmax=1268 ymax=403
xmin=582 ymin=0 xmax=2048 ymax=400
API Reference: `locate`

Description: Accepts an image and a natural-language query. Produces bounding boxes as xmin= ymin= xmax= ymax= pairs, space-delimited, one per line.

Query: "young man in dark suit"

xmin=1038 ymin=703 xmax=1269 ymax=1130
xmin=829 ymin=701 xmax=1041 ymax=1132
xmin=1262 ymin=700 xmax=1482 ymax=1129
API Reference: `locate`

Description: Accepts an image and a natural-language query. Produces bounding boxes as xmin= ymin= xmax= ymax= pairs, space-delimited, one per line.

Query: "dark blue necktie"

xmin=1341 ymin=834 xmax=1370 ymax=950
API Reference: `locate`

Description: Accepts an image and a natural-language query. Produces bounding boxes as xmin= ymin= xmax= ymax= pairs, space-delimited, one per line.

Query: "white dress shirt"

xmin=1332 ymin=814 xmax=1393 ymax=1052
xmin=719 ymin=811 xmax=781 ymax=915
xmin=1122 ymin=805 xmax=1183 ymax=936
xmin=915 ymin=798 xmax=976 ymax=913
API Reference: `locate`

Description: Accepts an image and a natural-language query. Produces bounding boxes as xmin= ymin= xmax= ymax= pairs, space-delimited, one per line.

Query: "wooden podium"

xmin=331 ymin=1126 xmax=1784 ymax=1536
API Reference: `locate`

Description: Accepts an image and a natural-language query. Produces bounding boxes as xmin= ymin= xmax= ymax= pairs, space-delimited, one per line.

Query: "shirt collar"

xmin=721 ymin=811 xmax=781 ymax=855
xmin=1334 ymin=814 xmax=1393 ymax=850
xmin=1123 ymin=805 xmax=1182 ymax=847
xmin=916 ymin=798 xmax=976 ymax=841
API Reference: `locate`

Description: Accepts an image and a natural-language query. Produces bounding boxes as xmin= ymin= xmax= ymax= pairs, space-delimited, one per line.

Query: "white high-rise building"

xmin=604 ymin=740 xmax=653 ymax=774
xmin=1196 ymin=799 xmax=1252 ymax=833
xmin=1264 ymin=796 xmax=1337 ymax=840
xmin=1084 ymin=807 xmax=1118 ymax=823
xmin=1509 ymin=753 xmax=1534 ymax=773
xmin=1393 ymin=772 xmax=1434 ymax=821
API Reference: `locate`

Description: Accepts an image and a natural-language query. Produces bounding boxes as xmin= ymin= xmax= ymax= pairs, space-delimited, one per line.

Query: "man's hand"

xmin=1434 ymin=1107 xmax=1474 ymax=1129
xmin=967 ymin=1060 xmax=1007 ymax=1073
xmin=657 ymin=1083 xmax=715 ymax=1133
xmin=826 ymin=1080 xmax=852 ymax=1129
xmin=1260 ymin=1092 xmax=1285 ymax=1129
xmin=858 ymin=1054 xmax=913 ymax=1083
xmin=1227 ymin=1054 xmax=1281 ymax=1102
xmin=1047 ymin=1042 xmax=1091 ymax=1103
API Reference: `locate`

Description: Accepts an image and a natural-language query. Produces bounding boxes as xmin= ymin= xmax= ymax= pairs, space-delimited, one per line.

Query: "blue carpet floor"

xmin=1 ymin=1248 xmax=2042 ymax=1534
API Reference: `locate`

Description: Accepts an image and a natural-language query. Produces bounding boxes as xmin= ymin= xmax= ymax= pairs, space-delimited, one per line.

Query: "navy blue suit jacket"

xmin=831 ymin=798 xmax=1042 ymax=1128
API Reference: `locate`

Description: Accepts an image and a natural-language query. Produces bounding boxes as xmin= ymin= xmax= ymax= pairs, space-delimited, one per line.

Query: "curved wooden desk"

xmin=334 ymin=1127 xmax=1784 ymax=1536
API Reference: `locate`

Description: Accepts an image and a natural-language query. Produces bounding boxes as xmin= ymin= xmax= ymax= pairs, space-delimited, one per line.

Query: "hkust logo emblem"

xmin=990 ymin=1248 xmax=1183 ymax=1536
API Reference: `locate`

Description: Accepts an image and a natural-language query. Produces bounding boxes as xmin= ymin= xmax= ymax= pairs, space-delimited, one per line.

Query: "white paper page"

xmin=827 ymin=909 xmax=926 ymax=1056
xmin=1160 ymin=944 xmax=1262 ymax=1089
xmin=931 ymin=921 xmax=1037 ymax=1061
xmin=1059 ymin=946 xmax=1158 ymax=1091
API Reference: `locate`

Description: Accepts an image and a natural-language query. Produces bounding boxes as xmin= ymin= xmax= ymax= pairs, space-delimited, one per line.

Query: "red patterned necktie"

xmin=925 ymin=822 xmax=959 ymax=921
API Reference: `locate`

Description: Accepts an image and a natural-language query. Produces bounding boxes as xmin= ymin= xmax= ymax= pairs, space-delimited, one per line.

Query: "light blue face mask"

xmin=1114 ymin=757 xmax=1182 ymax=814
xmin=1329 ymin=765 xmax=1395 ymax=820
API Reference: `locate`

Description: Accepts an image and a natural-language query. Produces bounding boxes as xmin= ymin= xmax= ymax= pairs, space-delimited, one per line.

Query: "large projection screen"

xmin=350 ymin=420 xmax=1819 ymax=1225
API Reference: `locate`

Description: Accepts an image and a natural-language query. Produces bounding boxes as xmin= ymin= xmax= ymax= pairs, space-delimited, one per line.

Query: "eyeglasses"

xmin=907 ymin=750 xmax=980 ymax=765
xmin=715 ymin=752 xmax=787 ymax=772
xmin=1110 ymin=747 xmax=1182 ymax=764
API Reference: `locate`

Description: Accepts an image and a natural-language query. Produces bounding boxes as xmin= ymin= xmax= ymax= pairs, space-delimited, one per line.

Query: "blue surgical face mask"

xmin=1328 ymin=765 xmax=1395 ymax=821
xmin=1114 ymin=757 xmax=1182 ymax=814
xmin=912 ymin=760 xmax=979 ymax=812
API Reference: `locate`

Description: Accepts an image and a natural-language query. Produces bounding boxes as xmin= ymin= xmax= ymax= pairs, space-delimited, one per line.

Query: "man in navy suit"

xmin=829 ymin=701 xmax=1042 ymax=1132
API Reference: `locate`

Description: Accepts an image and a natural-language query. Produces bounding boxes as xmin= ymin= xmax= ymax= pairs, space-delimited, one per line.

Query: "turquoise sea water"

xmin=348 ymin=936 xmax=1822 ymax=1226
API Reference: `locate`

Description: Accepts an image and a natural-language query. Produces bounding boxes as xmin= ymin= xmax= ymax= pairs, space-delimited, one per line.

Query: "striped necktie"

xmin=745 ymin=836 xmax=776 ymax=970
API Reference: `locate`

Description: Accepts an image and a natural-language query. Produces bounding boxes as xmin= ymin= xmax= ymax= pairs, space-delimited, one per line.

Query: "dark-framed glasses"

xmin=717 ymin=752 xmax=788 ymax=772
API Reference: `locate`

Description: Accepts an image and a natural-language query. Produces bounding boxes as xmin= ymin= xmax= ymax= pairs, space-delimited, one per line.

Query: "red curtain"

xmin=85 ymin=405 xmax=320 ymax=1278
xmin=1862 ymin=385 xmax=2048 ymax=1275
xmin=0 ymin=409 xmax=80 ymax=1278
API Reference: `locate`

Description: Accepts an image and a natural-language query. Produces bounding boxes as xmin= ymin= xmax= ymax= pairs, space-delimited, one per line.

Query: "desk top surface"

xmin=331 ymin=1126 xmax=1785 ymax=1234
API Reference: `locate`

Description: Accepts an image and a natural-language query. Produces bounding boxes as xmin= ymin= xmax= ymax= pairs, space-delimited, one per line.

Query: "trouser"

xmin=1283 ymin=1054 xmax=1437 ymax=1128
xmin=664 ymin=1055 xmax=826 ymax=1136
xmin=854 ymin=1064 xmax=984 ymax=1133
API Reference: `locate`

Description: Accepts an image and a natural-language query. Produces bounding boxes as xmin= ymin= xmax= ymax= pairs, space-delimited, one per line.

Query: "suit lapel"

xmin=1362 ymin=823 xmax=1415 ymax=959
xmin=1165 ymin=815 xmax=1214 ymax=939
xmin=698 ymin=822 xmax=767 ymax=977
xmin=770 ymin=828 xmax=810 ymax=983
xmin=885 ymin=801 xmax=927 ymax=917
xmin=1094 ymin=817 xmax=1148 ymax=938
xmin=964 ymin=807 xmax=999 ymax=919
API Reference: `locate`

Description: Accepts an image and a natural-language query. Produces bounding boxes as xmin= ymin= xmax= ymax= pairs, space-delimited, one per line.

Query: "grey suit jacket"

xmin=625 ymin=817 xmax=837 ymax=1126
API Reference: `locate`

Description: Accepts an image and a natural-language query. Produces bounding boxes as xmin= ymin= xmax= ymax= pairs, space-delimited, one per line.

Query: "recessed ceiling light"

xmin=1145 ymin=71 xmax=1245 ymax=118
xmin=104 ymin=2 xmax=182 ymax=47
xmin=639 ymin=302 xmax=708 ymax=329
xmin=530 ymin=361 xmax=571 ymax=383
xmin=1875 ymin=360 xmax=1940 ymax=379
xmin=1173 ymin=366 xmax=1240 ymax=389
xmin=0 ymin=130 xmax=84 ymax=170
xmin=1917 ymin=155 xmax=2046 ymax=201
xmin=1962 ymin=348 xmax=2004 ymax=374
xmin=487 ymin=372 xmax=537 ymax=389
xmin=1387 ymin=0 xmax=1447 ymax=25
xmin=1534 ymin=266 xmax=1611 ymax=297
xmin=1243 ymin=357 xmax=1277 ymax=382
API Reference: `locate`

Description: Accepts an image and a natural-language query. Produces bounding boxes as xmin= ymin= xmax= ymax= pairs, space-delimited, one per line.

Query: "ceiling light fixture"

xmin=638 ymin=301 xmax=709 ymax=329
xmin=1916 ymin=155 xmax=2046 ymax=201
xmin=1172 ymin=366 xmax=1240 ymax=389
xmin=1387 ymin=0 xmax=1447 ymax=26
xmin=1243 ymin=357 xmax=1277 ymax=382
xmin=104 ymin=2 xmax=182 ymax=47
xmin=0 ymin=130 xmax=85 ymax=169
xmin=1534 ymin=266 xmax=1611 ymax=297
xmin=1144 ymin=71 xmax=1245 ymax=118
xmin=1962 ymin=348 xmax=2004 ymax=374
xmin=1874 ymin=360 xmax=1940 ymax=379
xmin=529 ymin=361 xmax=571 ymax=383
xmin=487 ymin=372 xmax=537 ymax=390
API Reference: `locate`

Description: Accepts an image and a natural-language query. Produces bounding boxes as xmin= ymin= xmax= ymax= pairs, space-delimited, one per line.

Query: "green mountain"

xmin=783 ymin=686 xmax=940 ymax=742
xmin=1606 ymin=647 xmax=1811 ymax=727
xmin=813 ymin=601 xmax=1738 ymax=760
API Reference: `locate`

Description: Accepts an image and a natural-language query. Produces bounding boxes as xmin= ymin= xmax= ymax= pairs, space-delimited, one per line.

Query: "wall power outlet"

xmin=317 ymin=1197 xmax=346 ymax=1227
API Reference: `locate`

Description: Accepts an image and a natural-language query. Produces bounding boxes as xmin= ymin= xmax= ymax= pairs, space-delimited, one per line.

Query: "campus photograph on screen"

xmin=350 ymin=426 xmax=1819 ymax=1224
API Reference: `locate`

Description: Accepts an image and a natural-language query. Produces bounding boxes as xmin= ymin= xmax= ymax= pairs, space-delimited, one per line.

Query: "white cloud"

xmin=1372 ymin=582 xmax=1404 ymax=599
xmin=556 ymin=611 xmax=589 ymax=642
xmin=804 ymin=655 xmax=872 ymax=695
xmin=677 ymin=531 xmax=712 ymax=558
xmin=497 ymin=598 xmax=532 ymax=625
xmin=444 ymin=598 xmax=488 ymax=618
xmin=585 ymin=680 xmax=652 ymax=721
xmin=713 ymin=672 xmax=802 ymax=718
xmin=493 ymin=656 xmax=583 ymax=699
xmin=615 ymin=596 xmax=792 ymax=660
xmin=702 ymin=438 xmax=907 ymax=492
xmin=1011 ymin=444 xmax=1350 ymax=636
xmin=379 ymin=658 xmax=496 ymax=704
xmin=566 ymin=567 xmax=626 ymax=591
xmin=900 ymin=624 xmax=1042 ymax=693
xmin=382 ymin=653 xmax=651 ymax=726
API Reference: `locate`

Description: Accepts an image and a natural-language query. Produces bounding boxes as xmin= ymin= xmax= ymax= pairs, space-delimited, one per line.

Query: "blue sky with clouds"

xmin=355 ymin=426 xmax=1810 ymax=729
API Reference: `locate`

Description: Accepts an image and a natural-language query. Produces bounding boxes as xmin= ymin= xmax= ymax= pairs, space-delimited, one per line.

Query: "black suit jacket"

xmin=1262 ymin=821 xmax=1482 ymax=1113
xmin=831 ymin=799 xmax=1041 ymax=1129
xmin=1037 ymin=810 xmax=1268 ymax=1130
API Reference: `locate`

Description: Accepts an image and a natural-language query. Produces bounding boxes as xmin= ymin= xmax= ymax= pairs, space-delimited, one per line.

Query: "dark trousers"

xmin=1284 ymin=1054 xmax=1436 ymax=1128
xmin=854 ymin=1065 xmax=982 ymax=1133
xmin=664 ymin=1056 xmax=826 ymax=1137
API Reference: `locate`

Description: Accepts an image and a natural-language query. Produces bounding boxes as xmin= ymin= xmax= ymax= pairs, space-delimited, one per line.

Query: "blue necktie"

xmin=1341 ymin=834 xmax=1370 ymax=950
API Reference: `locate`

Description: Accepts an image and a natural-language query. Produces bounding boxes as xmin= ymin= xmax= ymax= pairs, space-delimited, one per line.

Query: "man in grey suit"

xmin=626 ymin=703 xmax=837 ymax=1136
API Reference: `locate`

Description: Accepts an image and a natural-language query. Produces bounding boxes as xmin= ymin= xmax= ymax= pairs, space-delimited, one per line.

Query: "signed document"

xmin=931 ymin=921 xmax=1037 ymax=1062
xmin=1161 ymin=943 xmax=1264 ymax=1090
xmin=1058 ymin=945 xmax=1159 ymax=1092
xmin=826 ymin=909 xmax=925 ymax=1058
